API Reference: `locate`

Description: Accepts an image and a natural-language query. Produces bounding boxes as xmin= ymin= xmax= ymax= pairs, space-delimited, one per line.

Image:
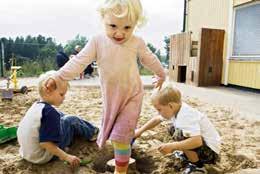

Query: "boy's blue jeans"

xmin=59 ymin=115 xmax=97 ymax=149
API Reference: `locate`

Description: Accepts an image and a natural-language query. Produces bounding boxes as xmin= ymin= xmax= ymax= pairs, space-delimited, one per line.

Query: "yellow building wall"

xmin=228 ymin=1 xmax=260 ymax=89
xmin=234 ymin=0 xmax=253 ymax=6
xmin=187 ymin=0 xmax=260 ymax=89
xmin=228 ymin=61 xmax=260 ymax=89
xmin=187 ymin=0 xmax=230 ymax=83
xmin=187 ymin=0 xmax=229 ymax=41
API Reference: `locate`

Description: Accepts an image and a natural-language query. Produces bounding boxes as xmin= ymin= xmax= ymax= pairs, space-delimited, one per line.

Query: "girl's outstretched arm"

xmin=137 ymin=37 xmax=166 ymax=89
xmin=57 ymin=37 xmax=97 ymax=81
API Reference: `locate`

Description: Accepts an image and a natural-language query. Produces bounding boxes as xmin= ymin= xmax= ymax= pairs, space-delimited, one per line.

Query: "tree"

xmin=155 ymin=50 xmax=162 ymax=62
xmin=64 ymin=35 xmax=88 ymax=55
xmin=37 ymin=35 xmax=47 ymax=48
xmin=147 ymin=43 xmax=157 ymax=53
xmin=164 ymin=36 xmax=170 ymax=64
xmin=38 ymin=42 xmax=57 ymax=71
xmin=0 ymin=35 xmax=62 ymax=76
xmin=4 ymin=38 xmax=14 ymax=70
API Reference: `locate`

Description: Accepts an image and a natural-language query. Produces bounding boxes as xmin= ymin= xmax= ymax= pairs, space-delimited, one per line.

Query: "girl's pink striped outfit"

xmin=56 ymin=34 xmax=166 ymax=148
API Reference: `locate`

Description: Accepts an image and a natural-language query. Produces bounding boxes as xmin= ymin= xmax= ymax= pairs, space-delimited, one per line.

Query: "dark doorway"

xmin=178 ymin=66 xmax=187 ymax=83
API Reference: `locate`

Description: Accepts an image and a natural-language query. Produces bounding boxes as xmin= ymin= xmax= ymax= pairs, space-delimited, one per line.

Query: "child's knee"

xmin=63 ymin=115 xmax=79 ymax=123
xmin=184 ymin=145 xmax=218 ymax=164
xmin=196 ymin=145 xmax=219 ymax=164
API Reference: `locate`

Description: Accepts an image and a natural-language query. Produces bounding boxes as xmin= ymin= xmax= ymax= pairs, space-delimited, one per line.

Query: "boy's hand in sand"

xmin=65 ymin=154 xmax=81 ymax=168
xmin=158 ymin=143 xmax=178 ymax=155
xmin=134 ymin=129 xmax=142 ymax=138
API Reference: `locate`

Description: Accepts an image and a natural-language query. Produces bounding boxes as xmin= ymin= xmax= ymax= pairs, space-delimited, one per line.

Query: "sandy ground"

xmin=1 ymin=76 xmax=259 ymax=120
xmin=0 ymin=86 xmax=259 ymax=174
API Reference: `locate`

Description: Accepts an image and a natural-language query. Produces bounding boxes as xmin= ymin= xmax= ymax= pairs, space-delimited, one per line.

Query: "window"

xmin=232 ymin=2 xmax=260 ymax=58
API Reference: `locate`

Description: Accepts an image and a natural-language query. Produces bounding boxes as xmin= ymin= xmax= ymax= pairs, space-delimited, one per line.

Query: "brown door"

xmin=198 ymin=28 xmax=225 ymax=86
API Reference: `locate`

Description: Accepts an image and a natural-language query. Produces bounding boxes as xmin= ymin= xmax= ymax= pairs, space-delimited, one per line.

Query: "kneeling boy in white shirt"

xmin=135 ymin=84 xmax=221 ymax=174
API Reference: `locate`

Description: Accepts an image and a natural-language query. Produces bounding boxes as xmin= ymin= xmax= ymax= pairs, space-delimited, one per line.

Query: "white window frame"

xmin=230 ymin=1 xmax=260 ymax=60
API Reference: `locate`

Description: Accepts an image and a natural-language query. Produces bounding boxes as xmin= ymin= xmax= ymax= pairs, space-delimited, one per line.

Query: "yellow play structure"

xmin=1 ymin=56 xmax=28 ymax=101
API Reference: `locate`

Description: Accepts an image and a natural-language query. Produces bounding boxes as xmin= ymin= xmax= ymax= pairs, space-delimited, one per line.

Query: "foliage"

xmin=139 ymin=67 xmax=153 ymax=75
xmin=164 ymin=36 xmax=170 ymax=64
xmin=0 ymin=35 xmax=62 ymax=76
xmin=20 ymin=58 xmax=56 ymax=77
xmin=64 ymin=35 xmax=88 ymax=55
xmin=0 ymin=34 xmax=167 ymax=76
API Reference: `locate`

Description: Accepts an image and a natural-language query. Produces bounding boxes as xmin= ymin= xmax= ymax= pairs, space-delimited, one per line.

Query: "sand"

xmin=0 ymin=86 xmax=259 ymax=174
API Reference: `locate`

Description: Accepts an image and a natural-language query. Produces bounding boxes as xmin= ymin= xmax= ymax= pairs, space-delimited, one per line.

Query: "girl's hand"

xmin=157 ymin=143 xmax=177 ymax=155
xmin=152 ymin=76 xmax=164 ymax=90
xmin=65 ymin=154 xmax=81 ymax=168
xmin=45 ymin=76 xmax=62 ymax=92
xmin=45 ymin=78 xmax=57 ymax=92
xmin=154 ymin=79 xmax=164 ymax=90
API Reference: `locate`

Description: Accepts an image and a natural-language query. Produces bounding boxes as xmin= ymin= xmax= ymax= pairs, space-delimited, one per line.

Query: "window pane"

xmin=233 ymin=3 xmax=260 ymax=57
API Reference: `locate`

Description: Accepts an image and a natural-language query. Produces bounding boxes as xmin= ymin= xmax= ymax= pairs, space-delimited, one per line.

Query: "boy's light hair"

xmin=38 ymin=71 xmax=68 ymax=97
xmin=151 ymin=82 xmax=182 ymax=106
xmin=98 ymin=0 xmax=146 ymax=27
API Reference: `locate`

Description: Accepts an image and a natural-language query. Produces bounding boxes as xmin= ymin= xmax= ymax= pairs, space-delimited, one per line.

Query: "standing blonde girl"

xmin=47 ymin=0 xmax=166 ymax=173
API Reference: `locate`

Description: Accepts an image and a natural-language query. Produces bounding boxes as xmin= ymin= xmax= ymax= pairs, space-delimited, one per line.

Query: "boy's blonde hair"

xmin=98 ymin=0 xmax=146 ymax=27
xmin=38 ymin=71 xmax=68 ymax=97
xmin=151 ymin=82 xmax=182 ymax=106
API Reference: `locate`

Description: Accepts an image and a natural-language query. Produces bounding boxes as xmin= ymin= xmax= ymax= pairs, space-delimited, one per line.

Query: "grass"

xmin=139 ymin=67 xmax=153 ymax=75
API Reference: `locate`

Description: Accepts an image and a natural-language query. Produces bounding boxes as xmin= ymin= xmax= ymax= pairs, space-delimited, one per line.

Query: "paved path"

xmin=1 ymin=76 xmax=259 ymax=120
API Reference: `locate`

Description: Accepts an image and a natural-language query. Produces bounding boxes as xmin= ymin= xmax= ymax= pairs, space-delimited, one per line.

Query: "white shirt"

xmin=17 ymin=102 xmax=54 ymax=164
xmin=170 ymin=102 xmax=221 ymax=154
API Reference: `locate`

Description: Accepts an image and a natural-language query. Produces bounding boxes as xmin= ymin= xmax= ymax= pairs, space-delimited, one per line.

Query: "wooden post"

xmin=0 ymin=40 xmax=5 ymax=77
xmin=169 ymin=35 xmax=175 ymax=81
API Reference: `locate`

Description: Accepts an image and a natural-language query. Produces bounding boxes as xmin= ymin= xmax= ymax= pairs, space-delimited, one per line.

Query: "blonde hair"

xmin=38 ymin=71 xmax=68 ymax=97
xmin=98 ymin=0 xmax=146 ymax=27
xmin=151 ymin=82 xmax=182 ymax=106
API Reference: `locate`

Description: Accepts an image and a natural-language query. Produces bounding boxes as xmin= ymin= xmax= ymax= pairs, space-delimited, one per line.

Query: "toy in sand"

xmin=0 ymin=124 xmax=17 ymax=144
xmin=106 ymin=158 xmax=136 ymax=172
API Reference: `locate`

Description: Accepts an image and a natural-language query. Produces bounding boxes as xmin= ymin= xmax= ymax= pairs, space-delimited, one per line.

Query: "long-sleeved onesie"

xmin=57 ymin=34 xmax=166 ymax=148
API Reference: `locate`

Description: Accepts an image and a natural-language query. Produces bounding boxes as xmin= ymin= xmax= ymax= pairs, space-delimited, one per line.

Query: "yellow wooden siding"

xmin=221 ymin=35 xmax=228 ymax=84
xmin=187 ymin=0 xmax=260 ymax=89
xmin=229 ymin=1 xmax=260 ymax=89
xmin=234 ymin=0 xmax=253 ymax=6
xmin=256 ymin=63 xmax=260 ymax=88
xmin=187 ymin=0 xmax=230 ymax=84
xmin=228 ymin=61 xmax=260 ymax=89
xmin=187 ymin=0 xmax=229 ymax=41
